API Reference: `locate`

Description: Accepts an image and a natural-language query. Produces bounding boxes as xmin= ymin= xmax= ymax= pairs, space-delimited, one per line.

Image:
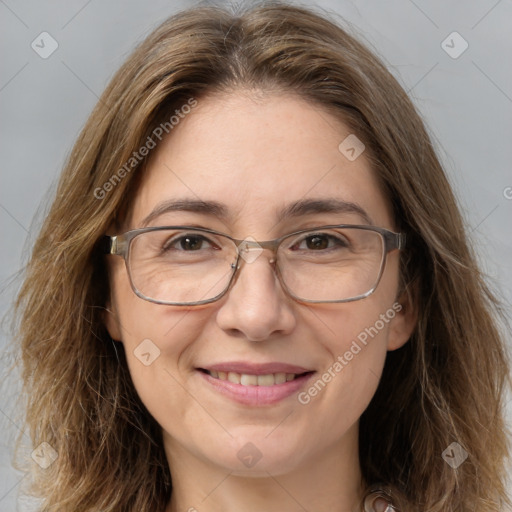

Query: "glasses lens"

xmin=127 ymin=229 xmax=237 ymax=304
xmin=278 ymin=227 xmax=385 ymax=302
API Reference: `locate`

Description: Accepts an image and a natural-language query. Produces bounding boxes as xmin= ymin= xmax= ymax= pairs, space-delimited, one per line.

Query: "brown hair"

xmin=11 ymin=2 xmax=510 ymax=510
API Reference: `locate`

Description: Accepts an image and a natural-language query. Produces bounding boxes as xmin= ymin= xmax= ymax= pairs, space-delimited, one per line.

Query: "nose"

xmin=215 ymin=250 xmax=296 ymax=341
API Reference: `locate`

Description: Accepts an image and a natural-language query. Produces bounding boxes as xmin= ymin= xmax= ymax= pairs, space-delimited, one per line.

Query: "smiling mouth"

xmin=198 ymin=369 xmax=313 ymax=386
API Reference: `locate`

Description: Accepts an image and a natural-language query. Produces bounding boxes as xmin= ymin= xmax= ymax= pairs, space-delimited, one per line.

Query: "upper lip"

xmin=199 ymin=361 xmax=314 ymax=375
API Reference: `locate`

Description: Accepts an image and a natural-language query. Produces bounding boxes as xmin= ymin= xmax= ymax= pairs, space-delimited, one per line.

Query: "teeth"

xmin=227 ymin=372 xmax=240 ymax=384
xmin=240 ymin=374 xmax=258 ymax=386
xmin=274 ymin=372 xmax=287 ymax=384
xmin=257 ymin=374 xmax=275 ymax=386
xmin=208 ymin=371 xmax=299 ymax=386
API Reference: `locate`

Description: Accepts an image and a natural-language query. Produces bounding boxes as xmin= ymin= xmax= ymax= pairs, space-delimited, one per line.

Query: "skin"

xmin=105 ymin=90 xmax=417 ymax=512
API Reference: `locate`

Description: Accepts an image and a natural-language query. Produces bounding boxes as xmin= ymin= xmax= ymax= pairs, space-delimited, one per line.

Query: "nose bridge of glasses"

xmin=234 ymin=238 xmax=279 ymax=269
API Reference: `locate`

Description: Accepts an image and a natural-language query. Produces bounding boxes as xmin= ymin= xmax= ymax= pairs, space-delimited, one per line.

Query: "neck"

xmin=164 ymin=424 xmax=364 ymax=512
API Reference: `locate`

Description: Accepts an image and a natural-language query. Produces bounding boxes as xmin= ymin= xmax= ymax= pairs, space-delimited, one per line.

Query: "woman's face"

xmin=106 ymin=91 xmax=414 ymax=480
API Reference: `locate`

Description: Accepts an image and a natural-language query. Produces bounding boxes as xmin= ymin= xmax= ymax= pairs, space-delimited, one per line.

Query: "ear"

xmin=103 ymin=300 xmax=123 ymax=341
xmin=387 ymin=283 xmax=418 ymax=351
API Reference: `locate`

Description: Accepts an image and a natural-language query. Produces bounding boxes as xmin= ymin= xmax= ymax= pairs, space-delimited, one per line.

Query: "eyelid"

xmin=285 ymin=225 xmax=353 ymax=238
xmin=164 ymin=230 xmax=220 ymax=244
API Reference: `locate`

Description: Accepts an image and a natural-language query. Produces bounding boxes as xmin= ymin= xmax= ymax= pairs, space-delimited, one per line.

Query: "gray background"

xmin=1 ymin=0 xmax=511 ymax=509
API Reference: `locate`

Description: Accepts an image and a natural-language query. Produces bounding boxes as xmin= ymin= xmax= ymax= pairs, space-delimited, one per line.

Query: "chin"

xmin=203 ymin=434 xmax=308 ymax=476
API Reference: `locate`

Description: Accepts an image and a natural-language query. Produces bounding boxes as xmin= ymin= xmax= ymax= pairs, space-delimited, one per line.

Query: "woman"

xmin=13 ymin=3 xmax=510 ymax=511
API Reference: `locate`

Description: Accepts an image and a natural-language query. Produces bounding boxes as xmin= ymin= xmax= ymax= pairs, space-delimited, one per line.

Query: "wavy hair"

xmin=11 ymin=2 xmax=510 ymax=510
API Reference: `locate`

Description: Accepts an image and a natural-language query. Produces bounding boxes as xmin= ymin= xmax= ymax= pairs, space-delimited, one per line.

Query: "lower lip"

xmin=198 ymin=370 xmax=315 ymax=406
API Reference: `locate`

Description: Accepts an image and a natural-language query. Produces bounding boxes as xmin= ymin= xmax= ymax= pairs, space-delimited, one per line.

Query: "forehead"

xmin=128 ymin=91 xmax=394 ymax=234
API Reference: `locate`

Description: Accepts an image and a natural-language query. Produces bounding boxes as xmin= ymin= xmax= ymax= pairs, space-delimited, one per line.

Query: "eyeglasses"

xmin=101 ymin=224 xmax=405 ymax=306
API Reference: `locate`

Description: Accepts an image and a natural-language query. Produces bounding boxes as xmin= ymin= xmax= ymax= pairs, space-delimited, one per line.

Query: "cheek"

xmin=110 ymin=262 xmax=203 ymax=352
xmin=109 ymin=268 xmax=210 ymax=413
xmin=301 ymin=293 xmax=398 ymax=422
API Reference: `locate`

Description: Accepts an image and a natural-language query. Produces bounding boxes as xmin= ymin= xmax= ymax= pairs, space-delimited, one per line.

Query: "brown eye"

xmin=291 ymin=234 xmax=348 ymax=251
xmin=178 ymin=235 xmax=206 ymax=251
xmin=305 ymin=235 xmax=328 ymax=250
xmin=163 ymin=234 xmax=215 ymax=252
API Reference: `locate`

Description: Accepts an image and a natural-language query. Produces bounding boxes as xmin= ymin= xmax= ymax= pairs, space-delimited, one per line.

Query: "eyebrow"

xmin=141 ymin=199 xmax=229 ymax=227
xmin=140 ymin=197 xmax=373 ymax=227
xmin=276 ymin=198 xmax=373 ymax=225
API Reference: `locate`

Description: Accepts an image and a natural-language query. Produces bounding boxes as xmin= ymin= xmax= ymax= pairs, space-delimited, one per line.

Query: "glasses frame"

xmin=101 ymin=224 xmax=405 ymax=306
